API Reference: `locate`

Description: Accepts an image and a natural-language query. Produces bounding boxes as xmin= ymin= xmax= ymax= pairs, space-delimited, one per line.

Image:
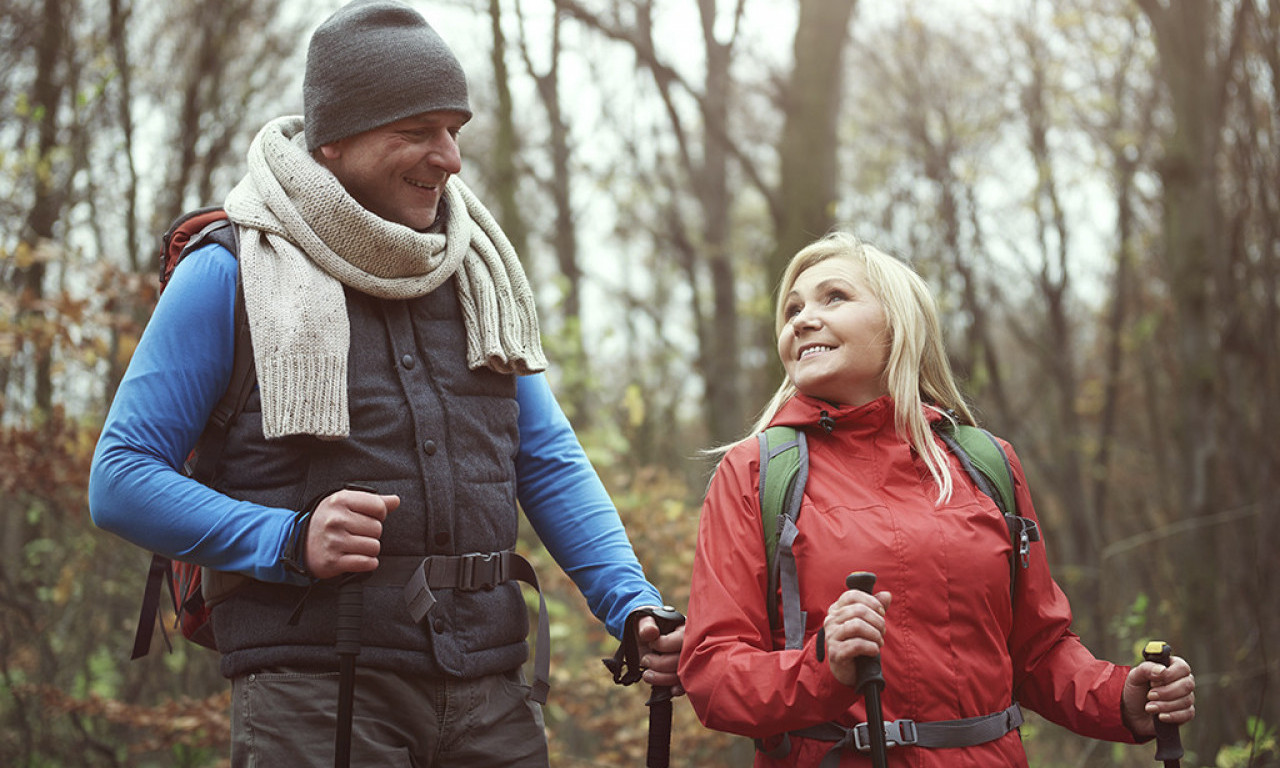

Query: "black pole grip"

xmin=846 ymin=572 xmax=888 ymax=768
xmin=1142 ymin=641 xmax=1184 ymax=763
xmin=845 ymin=571 xmax=876 ymax=593
xmin=845 ymin=572 xmax=885 ymax=695
xmin=815 ymin=572 xmax=883 ymax=662
xmin=334 ymin=571 xmax=368 ymax=768
xmin=336 ymin=573 xmax=364 ymax=656
xmin=336 ymin=483 xmax=377 ymax=657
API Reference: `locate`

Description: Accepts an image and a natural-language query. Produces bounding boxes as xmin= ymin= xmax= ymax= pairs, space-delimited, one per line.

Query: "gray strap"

xmin=783 ymin=702 xmax=1023 ymax=758
xmin=777 ymin=517 xmax=807 ymax=650
xmin=401 ymin=551 xmax=517 ymax=621
xmin=905 ymin=702 xmax=1023 ymax=748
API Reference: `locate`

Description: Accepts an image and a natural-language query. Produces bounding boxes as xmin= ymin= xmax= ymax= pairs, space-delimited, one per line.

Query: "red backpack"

xmin=130 ymin=207 xmax=255 ymax=658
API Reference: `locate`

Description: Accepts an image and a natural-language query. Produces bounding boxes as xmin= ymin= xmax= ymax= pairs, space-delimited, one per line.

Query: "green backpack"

xmin=756 ymin=420 xmax=1040 ymax=648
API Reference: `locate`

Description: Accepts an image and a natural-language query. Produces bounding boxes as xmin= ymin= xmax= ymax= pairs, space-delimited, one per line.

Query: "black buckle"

xmin=457 ymin=552 xmax=505 ymax=591
xmin=852 ymin=719 xmax=918 ymax=752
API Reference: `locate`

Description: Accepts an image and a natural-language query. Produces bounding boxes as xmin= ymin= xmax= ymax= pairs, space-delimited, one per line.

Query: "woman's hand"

xmin=822 ymin=588 xmax=892 ymax=687
xmin=1121 ymin=655 xmax=1195 ymax=737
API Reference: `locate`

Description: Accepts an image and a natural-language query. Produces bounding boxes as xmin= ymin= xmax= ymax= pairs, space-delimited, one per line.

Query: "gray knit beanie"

xmin=304 ymin=0 xmax=471 ymax=151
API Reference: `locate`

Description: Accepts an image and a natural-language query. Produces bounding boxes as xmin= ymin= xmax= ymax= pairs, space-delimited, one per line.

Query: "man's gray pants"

xmin=231 ymin=666 xmax=548 ymax=767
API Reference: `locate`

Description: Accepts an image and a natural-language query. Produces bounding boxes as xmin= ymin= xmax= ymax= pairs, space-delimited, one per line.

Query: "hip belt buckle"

xmin=853 ymin=719 xmax=918 ymax=752
xmin=457 ymin=551 xmax=506 ymax=591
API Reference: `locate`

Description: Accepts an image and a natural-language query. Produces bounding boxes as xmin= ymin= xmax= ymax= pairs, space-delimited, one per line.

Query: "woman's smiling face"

xmin=777 ymin=256 xmax=891 ymax=407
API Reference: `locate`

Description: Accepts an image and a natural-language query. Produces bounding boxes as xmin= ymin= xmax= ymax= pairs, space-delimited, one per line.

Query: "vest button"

xmin=433 ymin=618 xmax=446 ymax=633
xmin=401 ymin=354 xmax=415 ymax=369
xmin=434 ymin=531 xmax=451 ymax=546
xmin=422 ymin=440 xmax=437 ymax=455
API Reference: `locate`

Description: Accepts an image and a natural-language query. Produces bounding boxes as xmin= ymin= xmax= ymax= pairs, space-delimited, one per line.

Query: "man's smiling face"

xmin=317 ymin=110 xmax=469 ymax=230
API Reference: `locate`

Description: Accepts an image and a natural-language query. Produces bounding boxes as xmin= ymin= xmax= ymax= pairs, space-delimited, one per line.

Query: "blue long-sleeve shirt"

xmin=89 ymin=242 xmax=661 ymax=638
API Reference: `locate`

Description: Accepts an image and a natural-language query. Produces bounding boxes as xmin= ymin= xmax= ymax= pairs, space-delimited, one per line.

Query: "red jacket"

xmin=679 ymin=395 xmax=1137 ymax=767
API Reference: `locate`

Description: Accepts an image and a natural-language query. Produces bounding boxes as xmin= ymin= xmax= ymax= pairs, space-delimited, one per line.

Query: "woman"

xmin=678 ymin=233 xmax=1195 ymax=766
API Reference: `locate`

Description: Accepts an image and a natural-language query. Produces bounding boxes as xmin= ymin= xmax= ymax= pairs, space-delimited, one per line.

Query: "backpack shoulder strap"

xmin=945 ymin=424 xmax=1017 ymax=518
xmin=758 ymin=426 xmax=805 ymax=565
xmin=160 ymin=207 xmax=231 ymax=286
xmin=935 ymin=421 xmax=1041 ymax=589
xmin=757 ymin=425 xmax=808 ymax=647
xmin=183 ymin=219 xmax=255 ymax=484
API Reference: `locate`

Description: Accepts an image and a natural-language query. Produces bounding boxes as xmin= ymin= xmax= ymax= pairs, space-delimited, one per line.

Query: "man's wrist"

xmin=279 ymin=509 xmax=315 ymax=578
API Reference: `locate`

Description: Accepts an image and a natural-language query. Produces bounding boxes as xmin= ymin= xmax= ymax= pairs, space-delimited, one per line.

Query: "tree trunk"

xmin=697 ymin=0 xmax=742 ymax=444
xmin=16 ymin=0 xmax=69 ymax=417
xmin=487 ymin=0 xmax=530 ymax=262
xmin=1137 ymin=0 xmax=1237 ymax=752
xmin=770 ymin=0 xmax=857 ymax=282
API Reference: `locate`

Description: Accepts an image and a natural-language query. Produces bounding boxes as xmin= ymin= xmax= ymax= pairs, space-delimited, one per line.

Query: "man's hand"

xmin=305 ymin=488 xmax=400 ymax=580
xmin=635 ymin=614 xmax=686 ymax=696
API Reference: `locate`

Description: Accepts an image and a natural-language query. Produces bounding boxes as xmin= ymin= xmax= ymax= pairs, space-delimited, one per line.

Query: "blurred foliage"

xmin=1215 ymin=719 xmax=1279 ymax=768
xmin=0 ymin=410 xmax=225 ymax=766
xmin=3 ymin=0 xmax=1279 ymax=765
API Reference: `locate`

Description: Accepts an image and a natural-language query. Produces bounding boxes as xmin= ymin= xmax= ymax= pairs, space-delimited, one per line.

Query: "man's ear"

xmin=317 ymin=142 xmax=343 ymax=161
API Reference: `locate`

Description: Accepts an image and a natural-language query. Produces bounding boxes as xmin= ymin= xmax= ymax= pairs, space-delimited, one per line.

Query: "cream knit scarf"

xmin=224 ymin=116 xmax=546 ymax=439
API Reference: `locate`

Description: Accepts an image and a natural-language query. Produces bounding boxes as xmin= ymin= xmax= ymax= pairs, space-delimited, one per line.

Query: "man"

xmin=88 ymin=1 xmax=683 ymax=765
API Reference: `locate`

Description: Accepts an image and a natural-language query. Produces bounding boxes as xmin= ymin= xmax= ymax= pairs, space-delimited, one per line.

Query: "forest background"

xmin=2 ymin=0 xmax=1277 ymax=766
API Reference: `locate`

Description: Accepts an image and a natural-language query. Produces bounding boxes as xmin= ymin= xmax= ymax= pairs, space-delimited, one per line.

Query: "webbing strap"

xmin=778 ymin=517 xmax=807 ymax=650
xmin=935 ymin=422 xmax=1040 ymax=593
xmin=391 ymin=552 xmax=552 ymax=704
xmin=758 ymin=427 xmax=808 ymax=644
xmin=779 ymin=702 xmax=1023 ymax=765
xmin=131 ymin=554 xmax=175 ymax=659
xmin=185 ymin=220 xmax=251 ymax=485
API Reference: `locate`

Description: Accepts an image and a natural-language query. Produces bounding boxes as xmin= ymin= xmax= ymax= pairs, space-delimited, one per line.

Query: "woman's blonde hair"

xmin=743 ymin=231 xmax=975 ymax=502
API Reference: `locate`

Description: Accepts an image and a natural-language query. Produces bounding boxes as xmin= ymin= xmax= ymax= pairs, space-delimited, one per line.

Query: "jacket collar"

xmin=770 ymin=393 xmax=946 ymax=435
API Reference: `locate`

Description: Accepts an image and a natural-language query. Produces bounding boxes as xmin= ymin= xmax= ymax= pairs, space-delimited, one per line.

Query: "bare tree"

xmin=1008 ymin=0 xmax=1103 ymax=637
xmin=557 ymin=0 xmax=748 ymax=443
xmin=486 ymin=0 xmax=532 ymax=262
xmin=850 ymin=9 xmax=1013 ymax=426
xmin=769 ymin=0 xmax=857 ymax=282
xmin=153 ymin=0 xmax=304 ymax=225
xmin=1134 ymin=0 xmax=1275 ymax=752
xmin=560 ymin=0 xmax=858 ymax=445
xmin=7 ymin=0 xmax=73 ymax=418
xmin=511 ymin=0 xmax=594 ymax=424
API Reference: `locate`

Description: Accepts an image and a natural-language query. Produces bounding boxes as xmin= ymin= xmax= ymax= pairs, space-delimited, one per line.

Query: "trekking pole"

xmin=334 ymin=571 xmax=365 ymax=768
xmin=644 ymin=606 xmax=686 ymax=768
xmin=1142 ymin=641 xmax=1184 ymax=768
xmin=334 ymin=483 xmax=376 ymax=768
xmin=845 ymin=572 xmax=888 ymax=768
xmin=602 ymin=605 xmax=686 ymax=768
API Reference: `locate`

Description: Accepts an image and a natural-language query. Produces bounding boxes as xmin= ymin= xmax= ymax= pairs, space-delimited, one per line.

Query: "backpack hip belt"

xmin=763 ymin=702 xmax=1023 ymax=764
xmin=385 ymin=552 xmax=552 ymax=704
